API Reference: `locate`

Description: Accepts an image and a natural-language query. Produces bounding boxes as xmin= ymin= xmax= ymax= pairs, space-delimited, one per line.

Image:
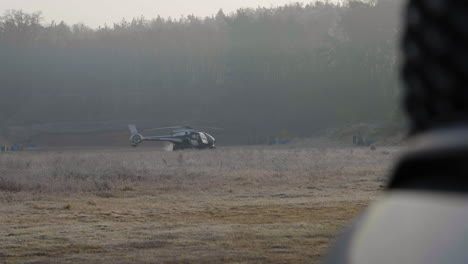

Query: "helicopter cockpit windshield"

xmin=204 ymin=133 xmax=215 ymax=142
xmin=199 ymin=132 xmax=208 ymax=144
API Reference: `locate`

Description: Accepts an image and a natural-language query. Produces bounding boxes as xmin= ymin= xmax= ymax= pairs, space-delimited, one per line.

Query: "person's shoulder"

xmin=324 ymin=191 xmax=468 ymax=264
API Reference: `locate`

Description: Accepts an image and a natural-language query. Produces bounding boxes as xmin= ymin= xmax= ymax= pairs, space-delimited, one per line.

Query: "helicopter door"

xmin=199 ymin=132 xmax=208 ymax=144
xmin=190 ymin=133 xmax=200 ymax=146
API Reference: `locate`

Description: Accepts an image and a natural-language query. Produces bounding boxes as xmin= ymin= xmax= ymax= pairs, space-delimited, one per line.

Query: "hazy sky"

xmin=0 ymin=0 xmax=316 ymax=27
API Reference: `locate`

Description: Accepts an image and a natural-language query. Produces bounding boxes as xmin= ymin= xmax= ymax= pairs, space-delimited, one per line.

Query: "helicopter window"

xmin=173 ymin=132 xmax=186 ymax=137
xmin=199 ymin=133 xmax=208 ymax=144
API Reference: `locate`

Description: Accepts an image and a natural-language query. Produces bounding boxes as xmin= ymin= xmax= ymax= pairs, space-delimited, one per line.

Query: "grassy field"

xmin=0 ymin=145 xmax=401 ymax=263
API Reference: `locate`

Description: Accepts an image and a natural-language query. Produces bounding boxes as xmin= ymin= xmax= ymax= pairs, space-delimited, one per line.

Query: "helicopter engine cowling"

xmin=130 ymin=133 xmax=143 ymax=146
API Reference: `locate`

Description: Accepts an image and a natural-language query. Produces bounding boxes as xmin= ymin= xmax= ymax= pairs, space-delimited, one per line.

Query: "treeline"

xmin=0 ymin=0 xmax=402 ymax=139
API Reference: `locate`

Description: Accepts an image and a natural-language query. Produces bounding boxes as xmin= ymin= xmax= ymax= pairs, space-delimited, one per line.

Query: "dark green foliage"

xmin=0 ymin=1 xmax=402 ymax=140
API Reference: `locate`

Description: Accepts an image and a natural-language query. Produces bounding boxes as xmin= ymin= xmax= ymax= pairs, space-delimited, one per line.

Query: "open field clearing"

xmin=0 ymin=145 xmax=402 ymax=263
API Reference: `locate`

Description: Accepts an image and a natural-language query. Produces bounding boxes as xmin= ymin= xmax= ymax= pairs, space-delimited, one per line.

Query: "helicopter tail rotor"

xmin=128 ymin=124 xmax=139 ymax=135
xmin=128 ymin=124 xmax=143 ymax=147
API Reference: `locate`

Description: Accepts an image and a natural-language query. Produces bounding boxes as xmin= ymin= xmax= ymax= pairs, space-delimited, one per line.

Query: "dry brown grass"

xmin=0 ymin=145 xmax=402 ymax=263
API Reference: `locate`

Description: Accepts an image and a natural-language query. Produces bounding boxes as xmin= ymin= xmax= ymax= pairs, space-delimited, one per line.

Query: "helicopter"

xmin=128 ymin=124 xmax=217 ymax=150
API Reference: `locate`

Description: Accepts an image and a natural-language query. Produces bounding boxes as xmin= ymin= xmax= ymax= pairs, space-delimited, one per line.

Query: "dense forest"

xmin=0 ymin=0 xmax=402 ymax=142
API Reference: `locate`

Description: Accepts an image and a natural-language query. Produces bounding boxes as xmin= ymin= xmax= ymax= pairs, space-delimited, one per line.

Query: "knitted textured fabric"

xmin=402 ymin=0 xmax=468 ymax=135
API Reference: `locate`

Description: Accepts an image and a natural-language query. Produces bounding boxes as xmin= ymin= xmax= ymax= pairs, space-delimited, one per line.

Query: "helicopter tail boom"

xmin=128 ymin=124 xmax=183 ymax=147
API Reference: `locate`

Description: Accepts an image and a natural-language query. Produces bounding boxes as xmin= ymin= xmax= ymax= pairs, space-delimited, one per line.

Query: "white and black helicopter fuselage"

xmin=128 ymin=125 xmax=216 ymax=150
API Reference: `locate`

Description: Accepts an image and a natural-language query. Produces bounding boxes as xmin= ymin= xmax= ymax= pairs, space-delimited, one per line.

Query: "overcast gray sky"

xmin=0 ymin=0 xmax=319 ymax=27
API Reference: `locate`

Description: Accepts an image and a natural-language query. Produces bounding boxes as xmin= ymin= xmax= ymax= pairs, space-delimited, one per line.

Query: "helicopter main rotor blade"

xmin=143 ymin=126 xmax=184 ymax=132
xmin=142 ymin=124 xmax=224 ymax=132
xmin=201 ymin=126 xmax=224 ymax=130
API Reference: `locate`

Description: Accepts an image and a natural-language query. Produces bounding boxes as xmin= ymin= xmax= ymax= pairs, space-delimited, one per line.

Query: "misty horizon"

xmin=0 ymin=0 xmax=335 ymax=28
xmin=0 ymin=0 xmax=402 ymax=146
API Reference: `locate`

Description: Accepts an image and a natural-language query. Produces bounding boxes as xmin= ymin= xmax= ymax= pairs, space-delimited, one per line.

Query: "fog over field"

xmin=0 ymin=1 xmax=407 ymax=263
xmin=0 ymin=0 xmax=404 ymax=146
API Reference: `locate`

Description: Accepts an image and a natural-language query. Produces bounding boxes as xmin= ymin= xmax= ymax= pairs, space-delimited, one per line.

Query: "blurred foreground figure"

xmin=324 ymin=0 xmax=468 ymax=263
